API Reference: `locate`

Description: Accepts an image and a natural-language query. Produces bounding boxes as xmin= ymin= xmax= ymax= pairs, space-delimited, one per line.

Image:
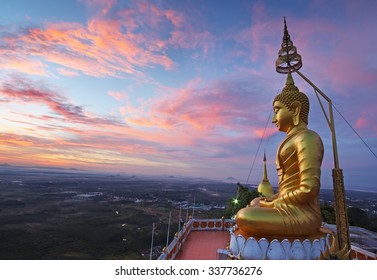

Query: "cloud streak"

xmin=123 ymin=77 xmax=273 ymax=134
xmin=0 ymin=75 xmax=124 ymax=127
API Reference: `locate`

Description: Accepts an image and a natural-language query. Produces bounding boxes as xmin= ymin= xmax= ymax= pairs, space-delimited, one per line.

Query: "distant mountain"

xmin=225 ymin=177 xmax=237 ymax=181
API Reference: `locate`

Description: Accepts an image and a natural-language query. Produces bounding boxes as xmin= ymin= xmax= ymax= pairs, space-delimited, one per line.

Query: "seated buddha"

xmin=236 ymin=72 xmax=324 ymax=238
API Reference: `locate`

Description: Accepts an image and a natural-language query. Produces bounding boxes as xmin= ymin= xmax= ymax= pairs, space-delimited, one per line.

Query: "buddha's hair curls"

xmin=273 ymin=84 xmax=310 ymax=124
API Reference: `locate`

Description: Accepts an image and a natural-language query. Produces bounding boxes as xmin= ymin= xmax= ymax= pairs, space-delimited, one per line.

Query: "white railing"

xmin=351 ymin=245 xmax=377 ymax=260
xmin=190 ymin=218 xmax=234 ymax=231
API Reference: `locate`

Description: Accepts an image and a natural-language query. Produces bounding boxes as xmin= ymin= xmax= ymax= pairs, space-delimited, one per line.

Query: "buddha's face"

xmin=272 ymin=101 xmax=294 ymax=132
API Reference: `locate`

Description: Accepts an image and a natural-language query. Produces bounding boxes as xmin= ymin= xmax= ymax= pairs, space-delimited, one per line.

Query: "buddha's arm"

xmin=274 ymin=132 xmax=324 ymax=207
xmin=266 ymin=193 xmax=279 ymax=200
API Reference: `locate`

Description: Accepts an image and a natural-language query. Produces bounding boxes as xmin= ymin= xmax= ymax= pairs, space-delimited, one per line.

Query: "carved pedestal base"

xmin=228 ymin=227 xmax=332 ymax=260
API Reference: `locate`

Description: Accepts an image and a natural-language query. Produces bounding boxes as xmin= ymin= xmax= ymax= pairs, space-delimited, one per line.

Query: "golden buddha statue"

xmin=236 ymin=72 xmax=324 ymax=238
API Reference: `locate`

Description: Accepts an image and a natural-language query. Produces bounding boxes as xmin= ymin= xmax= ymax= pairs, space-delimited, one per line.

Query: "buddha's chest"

xmin=276 ymin=138 xmax=298 ymax=182
xmin=277 ymin=138 xmax=297 ymax=164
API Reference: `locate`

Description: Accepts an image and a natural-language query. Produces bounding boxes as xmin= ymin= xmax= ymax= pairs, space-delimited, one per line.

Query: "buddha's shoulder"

xmin=294 ymin=129 xmax=322 ymax=142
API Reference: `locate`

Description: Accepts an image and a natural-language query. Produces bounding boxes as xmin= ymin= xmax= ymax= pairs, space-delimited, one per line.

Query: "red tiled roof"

xmin=175 ymin=231 xmax=229 ymax=260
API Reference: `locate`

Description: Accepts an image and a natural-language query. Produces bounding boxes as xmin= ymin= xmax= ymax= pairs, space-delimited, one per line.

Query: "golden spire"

xmin=262 ymin=152 xmax=268 ymax=181
xmin=276 ymin=17 xmax=302 ymax=74
xmin=257 ymin=152 xmax=274 ymax=197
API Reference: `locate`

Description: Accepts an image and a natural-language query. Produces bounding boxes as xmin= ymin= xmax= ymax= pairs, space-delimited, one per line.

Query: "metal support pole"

xmin=294 ymin=69 xmax=351 ymax=257
xmin=332 ymin=168 xmax=351 ymax=255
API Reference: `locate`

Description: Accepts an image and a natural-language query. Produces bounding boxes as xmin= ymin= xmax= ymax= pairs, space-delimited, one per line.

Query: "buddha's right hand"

xmin=249 ymin=197 xmax=263 ymax=207
xmin=250 ymin=197 xmax=273 ymax=207
xmin=259 ymin=199 xmax=274 ymax=208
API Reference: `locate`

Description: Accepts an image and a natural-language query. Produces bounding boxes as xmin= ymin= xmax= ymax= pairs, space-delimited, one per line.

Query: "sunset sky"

xmin=1 ymin=0 xmax=376 ymax=190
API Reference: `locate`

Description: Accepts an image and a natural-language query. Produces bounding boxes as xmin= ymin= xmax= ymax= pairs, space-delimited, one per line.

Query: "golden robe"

xmin=236 ymin=128 xmax=324 ymax=238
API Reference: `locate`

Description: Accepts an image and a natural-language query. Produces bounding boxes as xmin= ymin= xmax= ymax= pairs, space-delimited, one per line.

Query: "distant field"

xmin=0 ymin=169 xmax=234 ymax=259
xmin=0 ymin=167 xmax=376 ymax=259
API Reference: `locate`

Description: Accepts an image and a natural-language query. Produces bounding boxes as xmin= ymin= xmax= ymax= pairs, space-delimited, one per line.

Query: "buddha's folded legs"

xmin=236 ymin=206 xmax=289 ymax=237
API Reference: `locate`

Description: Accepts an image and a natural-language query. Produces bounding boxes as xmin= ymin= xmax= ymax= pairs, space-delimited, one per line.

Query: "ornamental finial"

xmin=276 ymin=17 xmax=302 ymax=74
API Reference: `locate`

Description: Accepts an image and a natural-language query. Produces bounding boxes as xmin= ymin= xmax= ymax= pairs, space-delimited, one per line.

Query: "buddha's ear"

xmin=291 ymin=101 xmax=301 ymax=126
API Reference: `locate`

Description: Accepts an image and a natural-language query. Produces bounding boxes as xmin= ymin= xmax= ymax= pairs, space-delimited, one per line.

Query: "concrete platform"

xmin=175 ymin=231 xmax=230 ymax=260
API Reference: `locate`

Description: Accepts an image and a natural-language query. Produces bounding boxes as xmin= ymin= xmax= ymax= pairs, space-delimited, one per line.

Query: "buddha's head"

xmin=272 ymin=73 xmax=309 ymax=132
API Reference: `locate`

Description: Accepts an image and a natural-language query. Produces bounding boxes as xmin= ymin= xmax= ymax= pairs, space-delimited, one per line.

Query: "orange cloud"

xmin=0 ymin=2 xmax=220 ymax=79
xmin=0 ymin=15 xmax=174 ymax=79
xmin=2 ymin=58 xmax=50 ymax=77
xmin=0 ymin=127 xmax=199 ymax=173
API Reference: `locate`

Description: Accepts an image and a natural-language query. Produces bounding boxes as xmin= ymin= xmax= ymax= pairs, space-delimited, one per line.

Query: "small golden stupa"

xmin=257 ymin=152 xmax=274 ymax=197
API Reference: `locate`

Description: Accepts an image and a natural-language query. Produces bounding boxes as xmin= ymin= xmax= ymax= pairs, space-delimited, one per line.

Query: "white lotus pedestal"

xmin=228 ymin=227 xmax=332 ymax=260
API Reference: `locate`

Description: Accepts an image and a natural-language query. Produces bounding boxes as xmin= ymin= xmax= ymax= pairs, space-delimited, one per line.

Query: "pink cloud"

xmin=355 ymin=117 xmax=367 ymax=129
xmin=81 ymin=0 xmax=116 ymax=15
xmin=0 ymin=75 xmax=124 ymax=127
xmin=0 ymin=12 xmax=174 ymax=78
xmin=168 ymin=30 xmax=215 ymax=55
xmin=351 ymin=112 xmax=377 ymax=135
xmin=233 ymin=3 xmax=280 ymax=64
xmin=7 ymin=113 xmax=85 ymax=135
xmin=161 ymin=81 xmax=267 ymax=131
xmin=57 ymin=67 xmax=80 ymax=77
xmin=121 ymin=77 xmax=273 ymax=146
xmin=164 ymin=9 xmax=185 ymax=28
xmin=16 ymin=113 xmax=64 ymax=122
xmin=0 ymin=2 xmax=219 ymax=79
xmin=0 ymin=133 xmax=41 ymax=148
xmin=108 ymin=91 xmax=128 ymax=102
xmin=254 ymin=127 xmax=277 ymax=139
